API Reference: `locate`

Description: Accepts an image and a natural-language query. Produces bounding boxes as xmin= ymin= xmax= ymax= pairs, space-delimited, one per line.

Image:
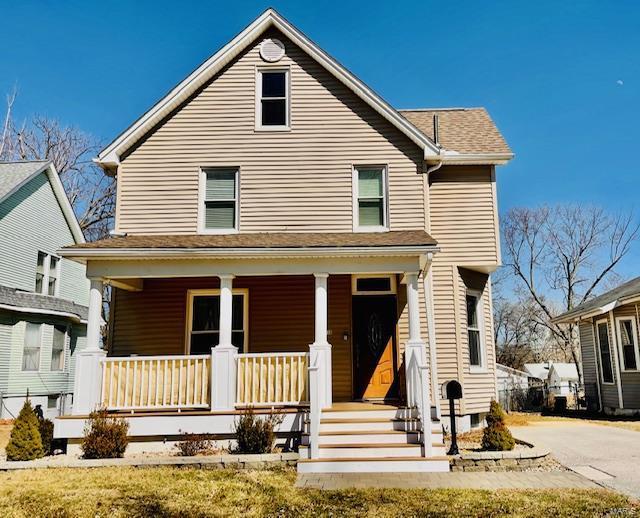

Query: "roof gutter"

xmin=0 ymin=303 xmax=86 ymax=324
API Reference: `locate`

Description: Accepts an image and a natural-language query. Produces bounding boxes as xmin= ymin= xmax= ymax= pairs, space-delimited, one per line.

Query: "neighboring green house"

xmin=0 ymin=161 xmax=89 ymax=419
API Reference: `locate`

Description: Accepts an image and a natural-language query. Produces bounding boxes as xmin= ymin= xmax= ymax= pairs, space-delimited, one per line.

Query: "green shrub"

xmin=6 ymin=400 xmax=44 ymax=461
xmin=38 ymin=418 xmax=54 ymax=456
xmin=175 ymin=432 xmax=215 ymax=456
xmin=81 ymin=409 xmax=129 ymax=459
xmin=234 ymin=407 xmax=282 ymax=454
xmin=481 ymin=400 xmax=515 ymax=451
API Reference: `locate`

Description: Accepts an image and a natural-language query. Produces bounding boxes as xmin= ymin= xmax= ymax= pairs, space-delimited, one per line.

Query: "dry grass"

xmin=505 ymin=412 xmax=640 ymax=432
xmin=0 ymin=421 xmax=12 ymax=453
xmin=0 ymin=466 xmax=636 ymax=517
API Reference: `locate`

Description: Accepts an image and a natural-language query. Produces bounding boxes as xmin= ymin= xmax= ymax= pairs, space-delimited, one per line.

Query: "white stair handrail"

xmin=308 ymin=360 xmax=321 ymax=459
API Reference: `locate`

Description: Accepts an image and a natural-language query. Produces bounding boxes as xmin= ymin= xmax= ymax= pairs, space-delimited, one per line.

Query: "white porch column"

xmin=310 ymin=273 xmax=332 ymax=409
xmin=405 ymin=272 xmax=428 ymax=408
xmin=72 ymin=279 xmax=106 ymax=415
xmin=211 ymin=275 xmax=237 ymax=410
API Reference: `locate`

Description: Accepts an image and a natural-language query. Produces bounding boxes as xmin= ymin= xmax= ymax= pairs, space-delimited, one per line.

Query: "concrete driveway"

xmin=512 ymin=421 xmax=640 ymax=498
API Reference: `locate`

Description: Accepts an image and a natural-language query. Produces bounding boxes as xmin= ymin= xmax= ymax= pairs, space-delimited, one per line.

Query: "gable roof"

xmin=549 ymin=363 xmax=579 ymax=381
xmin=523 ymin=363 xmax=551 ymax=380
xmin=97 ymin=9 xmax=444 ymax=170
xmin=0 ymin=160 xmax=85 ymax=243
xmin=554 ymin=276 xmax=640 ymax=323
xmin=496 ymin=363 xmax=531 ymax=378
xmin=400 ymin=108 xmax=512 ymax=160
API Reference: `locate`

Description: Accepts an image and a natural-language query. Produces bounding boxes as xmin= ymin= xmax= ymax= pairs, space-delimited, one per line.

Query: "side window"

xmin=616 ymin=317 xmax=639 ymax=371
xmin=22 ymin=322 xmax=42 ymax=371
xmin=257 ymin=69 xmax=289 ymax=129
xmin=466 ymin=292 xmax=485 ymax=369
xmin=201 ymin=169 xmax=238 ymax=232
xmin=51 ymin=325 xmax=67 ymax=371
xmin=596 ymin=321 xmax=614 ymax=383
xmin=354 ymin=166 xmax=388 ymax=231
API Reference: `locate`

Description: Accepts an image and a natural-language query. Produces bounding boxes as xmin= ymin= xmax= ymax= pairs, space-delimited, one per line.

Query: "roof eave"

xmin=96 ymin=8 xmax=440 ymax=168
xmin=431 ymin=152 xmax=514 ymax=166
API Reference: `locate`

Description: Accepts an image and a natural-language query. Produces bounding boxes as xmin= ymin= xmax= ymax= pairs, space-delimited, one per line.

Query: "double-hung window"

xmin=51 ymin=325 xmax=67 ymax=371
xmin=201 ymin=169 xmax=238 ymax=232
xmin=187 ymin=290 xmax=248 ymax=354
xmin=22 ymin=322 xmax=42 ymax=371
xmin=354 ymin=166 xmax=388 ymax=231
xmin=616 ymin=317 xmax=639 ymax=371
xmin=596 ymin=320 xmax=614 ymax=383
xmin=257 ymin=69 xmax=289 ymax=129
xmin=466 ymin=292 xmax=484 ymax=369
xmin=35 ymin=251 xmax=60 ymax=296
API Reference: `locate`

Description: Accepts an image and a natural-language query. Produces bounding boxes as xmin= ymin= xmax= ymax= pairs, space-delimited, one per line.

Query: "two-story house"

xmin=0 ymin=161 xmax=89 ymax=419
xmin=54 ymin=10 xmax=512 ymax=473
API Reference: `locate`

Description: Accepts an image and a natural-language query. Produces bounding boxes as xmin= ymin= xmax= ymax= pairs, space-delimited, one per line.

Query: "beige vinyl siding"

xmin=429 ymin=166 xmax=499 ymax=267
xmin=578 ymin=321 xmax=600 ymax=410
xmin=117 ymin=29 xmax=424 ymax=234
xmin=110 ymin=275 xmax=354 ymax=401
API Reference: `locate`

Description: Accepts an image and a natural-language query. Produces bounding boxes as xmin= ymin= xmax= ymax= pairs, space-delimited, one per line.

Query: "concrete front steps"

xmin=297 ymin=404 xmax=449 ymax=473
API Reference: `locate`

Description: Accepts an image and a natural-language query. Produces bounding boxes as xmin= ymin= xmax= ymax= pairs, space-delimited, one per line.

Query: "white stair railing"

xmin=308 ymin=357 xmax=321 ymax=459
xmin=406 ymin=352 xmax=433 ymax=457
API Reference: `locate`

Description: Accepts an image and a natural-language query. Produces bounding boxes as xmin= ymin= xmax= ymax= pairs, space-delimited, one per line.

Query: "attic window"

xmin=257 ymin=69 xmax=289 ymax=129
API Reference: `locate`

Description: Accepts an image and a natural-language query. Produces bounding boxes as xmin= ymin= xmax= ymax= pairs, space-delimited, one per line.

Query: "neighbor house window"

xmin=596 ymin=320 xmax=614 ymax=383
xmin=22 ymin=322 xmax=42 ymax=371
xmin=51 ymin=325 xmax=66 ymax=371
xmin=616 ymin=317 xmax=639 ymax=371
xmin=187 ymin=290 xmax=247 ymax=354
xmin=257 ymin=69 xmax=289 ymax=128
xmin=35 ymin=251 xmax=60 ymax=296
xmin=466 ymin=292 xmax=484 ymax=369
xmin=354 ymin=166 xmax=388 ymax=230
xmin=201 ymin=169 xmax=238 ymax=232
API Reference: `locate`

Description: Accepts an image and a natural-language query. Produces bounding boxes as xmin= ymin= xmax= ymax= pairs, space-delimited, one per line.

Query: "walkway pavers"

xmin=295 ymin=471 xmax=600 ymax=490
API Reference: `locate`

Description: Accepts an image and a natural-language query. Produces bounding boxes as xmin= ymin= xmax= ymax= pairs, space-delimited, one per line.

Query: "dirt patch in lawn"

xmin=0 ymin=421 xmax=12 ymax=455
xmin=0 ymin=466 xmax=636 ymax=517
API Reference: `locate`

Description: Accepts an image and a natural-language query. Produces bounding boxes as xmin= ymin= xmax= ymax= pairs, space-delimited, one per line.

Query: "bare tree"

xmin=1 ymin=93 xmax=115 ymax=240
xmin=501 ymin=205 xmax=639 ymax=382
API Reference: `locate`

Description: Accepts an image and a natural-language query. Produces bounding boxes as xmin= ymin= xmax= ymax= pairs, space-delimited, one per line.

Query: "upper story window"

xmin=22 ymin=322 xmax=42 ymax=371
xmin=616 ymin=317 xmax=639 ymax=371
xmin=353 ymin=166 xmax=388 ymax=231
xmin=35 ymin=251 xmax=60 ymax=296
xmin=257 ymin=69 xmax=289 ymax=129
xmin=200 ymin=168 xmax=239 ymax=233
xmin=596 ymin=320 xmax=614 ymax=383
xmin=466 ymin=291 xmax=485 ymax=370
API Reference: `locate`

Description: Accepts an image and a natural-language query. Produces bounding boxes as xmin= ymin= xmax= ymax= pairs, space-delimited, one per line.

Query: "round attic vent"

xmin=259 ymin=38 xmax=285 ymax=62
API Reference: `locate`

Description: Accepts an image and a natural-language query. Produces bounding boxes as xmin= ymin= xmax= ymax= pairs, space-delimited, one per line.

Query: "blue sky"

xmin=1 ymin=1 xmax=638 ymax=236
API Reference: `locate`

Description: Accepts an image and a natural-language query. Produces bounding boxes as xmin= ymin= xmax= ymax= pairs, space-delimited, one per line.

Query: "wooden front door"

xmin=352 ymin=295 xmax=398 ymax=400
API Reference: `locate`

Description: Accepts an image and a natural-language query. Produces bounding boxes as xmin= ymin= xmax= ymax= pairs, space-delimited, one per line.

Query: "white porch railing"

xmin=100 ymin=355 xmax=211 ymax=411
xmin=236 ymin=352 xmax=309 ymax=406
xmin=406 ymin=352 xmax=433 ymax=457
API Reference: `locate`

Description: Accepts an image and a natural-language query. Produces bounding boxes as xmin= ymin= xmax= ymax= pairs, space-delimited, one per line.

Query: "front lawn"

xmin=505 ymin=412 xmax=640 ymax=432
xmin=0 ymin=466 xmax=636 ymax=517
xmin=0 ymin=421 xmax=12 ymax=454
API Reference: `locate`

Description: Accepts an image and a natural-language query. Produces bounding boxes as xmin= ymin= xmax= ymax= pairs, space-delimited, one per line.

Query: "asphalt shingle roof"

xmin=399 ymin=108 xmax=512 ymax=156
xmin=0 ymin=161 xmax=49 ymax=203
xmin=0 ymin=284 xmax=88 ymax=321
xmin=555 ymin=276 xmax=640 ymax=322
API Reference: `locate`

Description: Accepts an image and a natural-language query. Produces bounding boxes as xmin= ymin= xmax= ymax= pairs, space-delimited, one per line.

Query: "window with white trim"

xmin=22 ymin=322 xmax=42 ymax=371
xmin=35 ymin=251 xmax=60 ymax=296
xmin=187 ymin=290 xmax=247 ymax=354
xmin=616 ymin=317 xmax=639 ymax=371
xmin=596 ymin=320 xmax=614 ymax=383
xmin=257 ymin=69 xmax=289 ymax=128
xmin=51 ymin=325 xmax=67 ymax=371
xmin=354 ymin=166 xmax=388 ymax=230
xmin=466 ymin=292 xmax=484 ymax=368
xmin=201 ymin=169 xmax=238 ymax=232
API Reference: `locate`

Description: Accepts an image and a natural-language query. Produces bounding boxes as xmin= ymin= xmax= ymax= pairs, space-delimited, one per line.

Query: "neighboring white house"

xmin=523 ymin=362 xmax=551 ymax=383
xmin=547 ymin=363 xmax=579 ymax=397
xmin=496 ymin=364 xmax=530 ymax=392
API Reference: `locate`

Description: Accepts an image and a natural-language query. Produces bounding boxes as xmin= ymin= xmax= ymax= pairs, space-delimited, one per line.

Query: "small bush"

xmin=6 ymin=400 xmax=44 ymax=461
xmin=481 ymin=400 xmax=515 ymax=451
xmin=81 ymin=409 xmax=129 ymax=459
xmin=38 ymin=418 xmax=54 ymax=456
xmin=234 ymin=407 xmax=282 ymax=454
xmin=175 ymin=432 xmax=215 ymax=456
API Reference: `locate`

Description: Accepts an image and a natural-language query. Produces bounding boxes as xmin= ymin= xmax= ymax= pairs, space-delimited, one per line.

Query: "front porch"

xmin=56 ymin=231 xmax=444 ymax=469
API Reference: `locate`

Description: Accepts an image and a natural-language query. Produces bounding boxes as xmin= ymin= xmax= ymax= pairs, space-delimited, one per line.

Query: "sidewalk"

xmin=295 ymin=471 xmax=600 ymax=490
